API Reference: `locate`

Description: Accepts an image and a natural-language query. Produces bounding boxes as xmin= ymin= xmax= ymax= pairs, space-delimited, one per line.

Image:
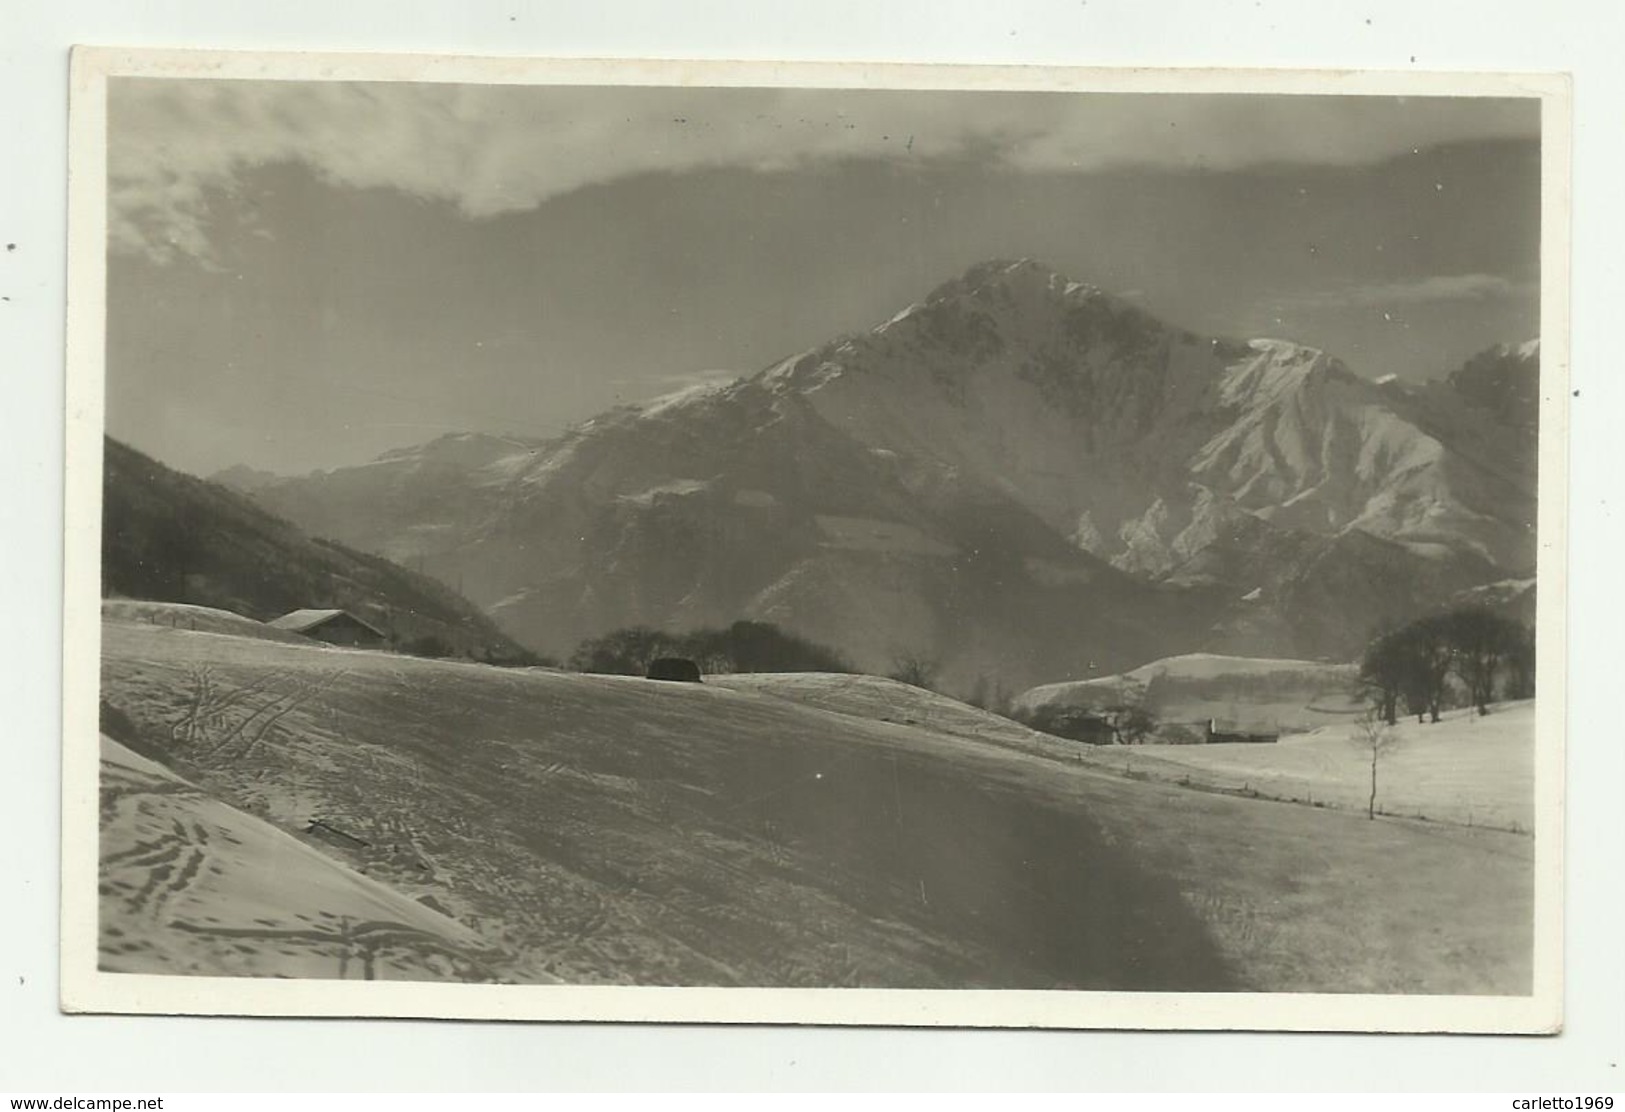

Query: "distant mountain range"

xmin=213 ymin=260 xmax=1540 ymax=691
xmin=104 ymin=436 xmax=532 ymax=662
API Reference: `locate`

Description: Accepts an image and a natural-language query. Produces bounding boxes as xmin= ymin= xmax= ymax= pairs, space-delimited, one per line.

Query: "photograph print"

xmin=63 ymin=50 xmax=1567 ymax=1030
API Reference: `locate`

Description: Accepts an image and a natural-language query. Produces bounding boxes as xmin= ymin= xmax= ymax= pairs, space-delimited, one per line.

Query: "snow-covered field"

xmin=101 ymin=598 xmax=310 ymax=644
xmin=1016 ymin=652 xmax=1363 ymax=734
xmin=94 ymin=607 xmax=1534 ymax=994
xmin=735 ymin=669 xmax=1533 ymax=829
xmin=98 ymin=735 xmax=500 ymax=981
xmin=710 ymin=671 xmax=1067 ymax=754
xmin=1074 ymin=702 xmax=1536 ymax=831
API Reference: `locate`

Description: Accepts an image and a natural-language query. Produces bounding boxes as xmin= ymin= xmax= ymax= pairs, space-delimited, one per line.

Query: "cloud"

xmin=1283 ymin=273 xmax=1537 ymax=309
xmin=108 ymin=78 xmax=1540 ymax=264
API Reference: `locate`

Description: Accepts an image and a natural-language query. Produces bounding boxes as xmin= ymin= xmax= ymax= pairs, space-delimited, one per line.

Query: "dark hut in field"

xmin=647 ymin=657 xmax=703 ymax=683
xmin=268 ymin=608 xmax=386 ymax=648
xmin=1205 ymin=718 xmax=1279 ymax=745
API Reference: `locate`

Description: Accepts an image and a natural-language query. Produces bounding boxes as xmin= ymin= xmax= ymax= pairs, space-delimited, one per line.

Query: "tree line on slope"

xmin=1359 ymin=605 xmax=1535 ymax=725
xmin=1350 ymin=606 xmax=1534 ymax=823
xmin=568 ymin=620 xmax=854 ymax=676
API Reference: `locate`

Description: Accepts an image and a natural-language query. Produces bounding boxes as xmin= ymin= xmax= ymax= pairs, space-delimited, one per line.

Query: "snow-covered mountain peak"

xmin=1473 ymin=338 xmax=1539 ymax=362
xmin=627 ymin=378 xmax=737 ymax=419
xmin=1218 ymin=339 xmax=1352 ymax=408
xmin=922 ymin=258 xmax=1124 ymax=317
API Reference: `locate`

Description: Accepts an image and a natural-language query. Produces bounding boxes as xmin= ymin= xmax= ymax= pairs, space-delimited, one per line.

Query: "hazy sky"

xmin=105 ymin=80 xmax=1541 ymax=476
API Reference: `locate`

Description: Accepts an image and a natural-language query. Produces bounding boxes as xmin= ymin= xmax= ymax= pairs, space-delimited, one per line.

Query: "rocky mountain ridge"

xmin=220 ymin=260 xmax=1540 ymax=690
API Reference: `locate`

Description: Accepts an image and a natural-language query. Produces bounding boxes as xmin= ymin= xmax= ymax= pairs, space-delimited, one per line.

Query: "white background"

xmin=3 ymin=0 xmax=1621 ymax=1092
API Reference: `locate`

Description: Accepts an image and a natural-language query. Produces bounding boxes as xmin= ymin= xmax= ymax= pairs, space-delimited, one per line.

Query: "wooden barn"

xmin=268 ymin=608 xmax=386 ymax=648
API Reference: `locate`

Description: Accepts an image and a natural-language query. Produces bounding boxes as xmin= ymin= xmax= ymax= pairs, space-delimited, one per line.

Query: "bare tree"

xmin=1445 ymin=607 xmax=1521 ymax=715
xmin=1409 ymin=615 xmax=1457 ymax=724
xmin=1101 ymin=679 xmax=1157 ymax=745
xmin=965 ymin=674 xmax=990 ymax=710
xmin=1349 ymin=705 xmax=1403 ymax=820
xmin=1358 ymin=626 xmax=1411 ymax=726
xmin=1504 ymin=621 xmax=1537 ymax=701
xmin=987 ymin=678 xmax=1013 ymax=718
xmin=887 ymin=649 xmax=940 ymax=691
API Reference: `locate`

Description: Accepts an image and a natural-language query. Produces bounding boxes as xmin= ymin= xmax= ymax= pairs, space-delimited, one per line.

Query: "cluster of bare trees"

xmin=569 ymin=620 xmax=852 ymax=676
xmin=1099 ymin=681 xmax=1159 ymax=745
xmin=1359 ymin=606 xmax=1535 ymax=725
xmin=1012 ymin=678 xmax=1159 ymax=746
xmin=886 ymin=650 xmax=941 ymax=691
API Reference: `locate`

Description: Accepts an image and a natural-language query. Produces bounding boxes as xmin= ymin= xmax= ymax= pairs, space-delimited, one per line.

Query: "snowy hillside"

xmin=103 ymin=436 xmax=531 ymax=663
xmin=1015 ymin=652 xmax=1361 ymax=734
xmin=96 ymin=613 xmax=1534 ymax=993
xmin=98 ymin=734 xmax=501 ymax=981
xmin=1065 ymin=702 xmax=1536 ymax=831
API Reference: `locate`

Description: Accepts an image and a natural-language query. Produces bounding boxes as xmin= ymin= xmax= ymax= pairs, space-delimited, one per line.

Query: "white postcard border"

xmin=60 ymin=45 xmax=1571 ymax=1032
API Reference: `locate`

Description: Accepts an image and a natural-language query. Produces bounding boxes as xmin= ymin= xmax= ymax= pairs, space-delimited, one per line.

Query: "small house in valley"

xmin=268 ymin=608 xmax=386 ymax=648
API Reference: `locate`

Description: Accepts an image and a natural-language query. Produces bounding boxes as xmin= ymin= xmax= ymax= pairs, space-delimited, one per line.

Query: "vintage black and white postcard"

xmin=61 ymin=48 xmax=1569 ymax=1030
